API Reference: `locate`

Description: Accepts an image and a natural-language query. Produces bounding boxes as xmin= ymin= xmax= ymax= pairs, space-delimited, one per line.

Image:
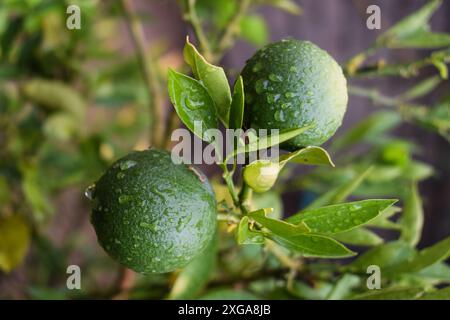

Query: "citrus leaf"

xmin=375 ymin=0 xmax=442 ymax=48
xmin=21 ymin=78 xmax=86 ymax=119
xmin=348 ymin=241 xmax=416 ymax=272
xmin=237 ymin=216 xmax=265 ymax=245
xmin=0 ymin=215 xmax=31 ymax=273
xmin=333 ymin=227 xmax=384 ymax=246
xmin=239 ymin=15 xmax=268 ymax=46
xmin=386 ymin=28 xmax=450 ymax=49
xmin=367 ymin=205 xmax=402 ymax=230
xmin=183 ymin=37 xmax=231 ymax=124
xmin=229 ymin=76 xmax=244 ymax=129
xmin=199 ymin=289 xmax=260 ymax=300
xmin=251 ymin=191 xmax=283 ymax=219
xmin=227 ymin=125 xmax=313 ymax=160
xmin=387 ymin=237 xmax=450 ymax=274
xmin=326 ymin=274 xmax=360 ymax=300
xmin=287 ymin=199 xmax=397 ymax=234
xmin=419 ymin=286 xmax=450 ymax=300
xmin=352 ymin=287 xmax=424 ymax=300
xmin=304 ymin=166 xmax=374 ymax=209
xmin=259 ymin=0 xmax=302 ymax=15
xmin=168 ymin=233 xmax=217 ymax=299
xmin=279 ymin=146 xmax=334 ymax=167
xmin=416 ymin=262 xmax=450 ymax=281
xmin=250 ymin=208 xmax=310 ymax=235
xmin=167 ymin=68 xmax=218 ymax=142
xmin=290 ymin=281 xmax=333 ymax=300
xmin=270 ymin=233 xmax=355 ymax=258
xmin=332 ymin=111 xmax=401 ymax=150
xmin=399 ymin=75 xmax=441 ymax=101
xmin=399 ymin=182 xmax=423 ymax=246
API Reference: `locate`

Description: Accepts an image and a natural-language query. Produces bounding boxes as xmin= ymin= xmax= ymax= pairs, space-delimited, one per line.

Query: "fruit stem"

xmin=220 ymin=163 xmax=250 ymax=215
xmin=238 ymin=181 xmax=253 ymax=213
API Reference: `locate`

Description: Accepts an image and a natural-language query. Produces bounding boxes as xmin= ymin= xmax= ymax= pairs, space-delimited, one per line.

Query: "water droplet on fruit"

xmin=274 ymin=110 xmax=285 ymax=121
xmin=140 ymin=222 xmax=156 ymax=231
xmin=118 ymin=195 xmax=132 ymax=204
xmin=289 ymin=66 xmax=298 ymax=73
xmin=268 ymin=73 xmax=283 ymax=82
xmin=252 ymin=62 xmax=262 ymax=72
xmin=266 ymin=93 xmax=281 ymax=103
xmin=120 ymin=160 xmax=137 ymax=171
xmin=117 ymin=172 xmax=125 ymax=179
xmin=285 ymin=92 xmax=294 ymax=98
xmin=84 ymin=184 xmax=95 ymax=200
xmin=281 ymin=103 xmax=291 ymax=109
xmin=255 ymin=79 xmax=269 ymax=94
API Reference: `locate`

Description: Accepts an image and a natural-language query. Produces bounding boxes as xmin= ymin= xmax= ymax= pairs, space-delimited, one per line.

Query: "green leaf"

xmin=352 ymin=287 xmax=424 ymax=300
xmin=259 ymin=0 xmax=302 ymax=15
xmin=270 ymin=233 xmax=355 ymax=258
xmin=229 ymin=76 xmax=244 ymax=129
xmin=287 ymin=199 xmax=397 ymax=234
xmin=237 ymin=216 xmax=265 ymax=245
xmin=399 ymin=76 xmax=441 ymax=101
xmin=252 ymin=191 xmax=283 ymax=219
xmin=227 ymin=125 xmax=312 ymax=160
xmin=416 ymin=262 xmax=450 ymax=281
xmin=168 ymin=233 xmax=217 ymax=299
xmin=21 ymin=79 xmax=86 ymax=119
xmin=0 ymin=215 xmax=31 ymax=273
xmin=431 ymin=59 xmax=448 ymax=79
xmin=183 ymin=37 xmax=232 ymax=124
xmin=348 ymin=241 xmax=416 ymax=272
xmin=239 ymin=15 xmax=269 ymax=47
xmin=419 ymin=286 xmax=450 ymax=300
xmin=199 ymin=289 xmax=260 ymax=300
xmin=279 ymin=146 xmax=335 ymax=167
xmin=386 ymin=28 xmax=450 ymax=49
xmin=332 ymin=111 xmax=401 ymax=150
xmin=387 ymin=237 xmax=450 ymax=274
xmin=304 ymin=166 xmax=374 ymax=209
xmin=367 ymin=205 xmax=402 ymax=230
xmin=167 ymin=68 xmax=218 ymax=142
xmin=333 ymin=228 xmax=384 ymax=246
xmin=399 ymin=182 xmax=423 ymax=246
xmin=376 ymin=0 xmax=442 ymax=48
xmin=243 ymin=159 xmax=280 ymax=193
xmin=250 ymin=208 xmax=310 ymax=235
xmin=290 ymin=281 xmax=333 ymax=300
xmin=326 ymin=274 xmax=360 ymax=300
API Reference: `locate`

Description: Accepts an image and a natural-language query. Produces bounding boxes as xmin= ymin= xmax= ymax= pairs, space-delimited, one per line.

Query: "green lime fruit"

xmin=88 ymin=149 xmax=216 ymax=274
xmin=241 ymin=39 xmax=348 ymax=149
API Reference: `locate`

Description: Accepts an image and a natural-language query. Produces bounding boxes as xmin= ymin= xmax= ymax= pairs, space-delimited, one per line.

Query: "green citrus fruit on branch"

xmin=89 ymin=149 xmax=216 ymax=274
xmin=241 ymin=39 xmax=348 ymax=149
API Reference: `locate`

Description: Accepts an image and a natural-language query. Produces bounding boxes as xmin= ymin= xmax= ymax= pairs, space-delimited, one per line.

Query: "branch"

xmin=213 ymin=0 xmax=252 ymax=62
xmin=184 ymin=0 xmax=214 ymax=61
xmin=121 ymin=0 xmax=165 ymax=148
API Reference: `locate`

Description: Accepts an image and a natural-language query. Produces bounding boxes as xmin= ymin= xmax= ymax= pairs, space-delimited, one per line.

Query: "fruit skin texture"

xmin=90 ymin=149 xmax=216 ymax=274
xmin=241 ymin=39 xmax=348 ymax=149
